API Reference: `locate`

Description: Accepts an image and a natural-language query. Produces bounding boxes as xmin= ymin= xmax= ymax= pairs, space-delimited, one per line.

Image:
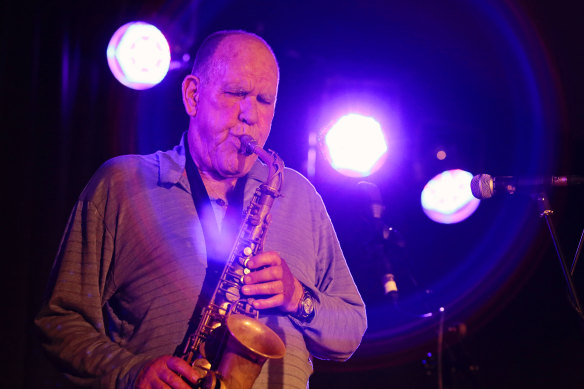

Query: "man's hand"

xmin=241 ymin=251 xmax=304 ymax=313
xmin=134 ymin=355 xmax=203 ymax=389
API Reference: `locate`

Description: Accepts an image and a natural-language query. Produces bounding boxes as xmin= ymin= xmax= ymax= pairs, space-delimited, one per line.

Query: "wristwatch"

xmin=292 ymin=286 xmax=315 ymax=322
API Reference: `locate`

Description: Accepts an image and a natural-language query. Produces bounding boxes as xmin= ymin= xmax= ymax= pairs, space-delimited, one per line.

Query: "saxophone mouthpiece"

xmin=239 ymin=135 xmax=257 ymax=156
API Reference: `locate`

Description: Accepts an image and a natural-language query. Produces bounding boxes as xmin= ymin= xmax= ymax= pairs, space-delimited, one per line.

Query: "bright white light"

xmin=323 ymin=114 xmax=388 ymax=177
xmin=421 ymin=169 xmax=480 ymax=224
xmin=107 ymin=22 xmax=171 ymax=90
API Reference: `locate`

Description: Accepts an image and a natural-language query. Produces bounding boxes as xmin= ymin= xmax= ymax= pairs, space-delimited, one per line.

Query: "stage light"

xmin=421 ymin=169 xmax=480 ymax=224
xmin=321 ymin=113 xmax=388 ymax=177
xmin=107 ymin=22 xmax=171 ymax=90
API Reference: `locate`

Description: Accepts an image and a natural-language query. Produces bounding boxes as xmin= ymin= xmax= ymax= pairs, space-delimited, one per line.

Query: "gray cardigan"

xmin=36 ymin=135 xmax=367 ymax=388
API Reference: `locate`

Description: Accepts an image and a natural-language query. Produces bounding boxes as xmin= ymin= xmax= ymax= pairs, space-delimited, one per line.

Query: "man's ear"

xmin=182 ymin=75 xmax=200 ymax=116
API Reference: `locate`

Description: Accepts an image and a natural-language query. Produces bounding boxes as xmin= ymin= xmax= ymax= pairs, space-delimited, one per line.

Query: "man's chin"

xmin=216 ymin=164 xmax=247 ymax=179
xmin=218 ymin=171 xmax=244 ymax=179
xmin=213 ymin=154 xmax=256 ymax=179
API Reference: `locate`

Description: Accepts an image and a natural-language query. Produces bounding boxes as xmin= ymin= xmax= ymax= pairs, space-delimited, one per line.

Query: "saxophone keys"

xmin=225 ymin=286 xmax=240 ymax=302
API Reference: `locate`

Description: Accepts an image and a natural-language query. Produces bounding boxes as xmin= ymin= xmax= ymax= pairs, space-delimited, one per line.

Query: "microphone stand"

xmin=534 ymin=192 xmax=584 ymax=322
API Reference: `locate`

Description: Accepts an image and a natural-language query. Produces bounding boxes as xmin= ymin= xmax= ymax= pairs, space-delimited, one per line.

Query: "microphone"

xmin=470 ymin=174 xmax=584 ymax=199
xmin=358 ymin=180 xmax=385 ymax=220
xmin=358 ymin=181 xmax=398 ymax=295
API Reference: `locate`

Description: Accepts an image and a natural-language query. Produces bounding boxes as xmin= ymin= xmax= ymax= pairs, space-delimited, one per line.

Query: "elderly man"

xmin=36 ymin=30 xmax=366 ymax=389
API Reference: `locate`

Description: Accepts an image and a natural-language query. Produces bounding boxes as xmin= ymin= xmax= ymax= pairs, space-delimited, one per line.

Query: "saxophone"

xmin=175 ymin=135 xmax=286 ymax=389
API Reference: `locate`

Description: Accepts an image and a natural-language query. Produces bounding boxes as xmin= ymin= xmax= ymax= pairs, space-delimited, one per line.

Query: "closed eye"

xmin=258 ymin=94 xmax=274 ymax=105
xmin=225 ymin=90 xmax=247 ymax=97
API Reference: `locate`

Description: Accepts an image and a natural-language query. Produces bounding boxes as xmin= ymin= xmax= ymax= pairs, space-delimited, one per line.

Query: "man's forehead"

xmin=213 ymin=35 xmax=278 ymax=75
xmin=217 ymin=34 xmax=270 ymax=56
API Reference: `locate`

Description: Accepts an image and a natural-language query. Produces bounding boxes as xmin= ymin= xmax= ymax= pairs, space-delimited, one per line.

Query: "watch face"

xmin=295 ymin=288 xmax=315 ymax=321
xmin=302 ymin=295 xmax=314 ymax=314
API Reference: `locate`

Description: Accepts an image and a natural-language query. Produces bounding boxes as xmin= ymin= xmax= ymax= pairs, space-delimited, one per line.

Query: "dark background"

xmin=3 ymin=0 xmax=584 ymax=388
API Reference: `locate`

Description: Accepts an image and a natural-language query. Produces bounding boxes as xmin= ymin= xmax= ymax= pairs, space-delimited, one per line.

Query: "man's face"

xmin=186 ymin=36 xmax=279 ymax=180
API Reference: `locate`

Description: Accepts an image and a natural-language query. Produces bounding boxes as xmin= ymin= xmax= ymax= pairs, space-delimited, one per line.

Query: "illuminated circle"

xmin=106 ymin=22 xmax=171 ymax=90
xmin=436 ymin=150 xmax=447 ymax=160
xmin=322 ymin=114 xmax=388 ymax=177
xmin=421 ymin=169 xmax=480 ymax=224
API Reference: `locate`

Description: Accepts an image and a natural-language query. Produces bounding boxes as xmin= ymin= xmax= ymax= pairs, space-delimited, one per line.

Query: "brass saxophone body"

xmin=175 ymin=135 xmax=286 ymax=389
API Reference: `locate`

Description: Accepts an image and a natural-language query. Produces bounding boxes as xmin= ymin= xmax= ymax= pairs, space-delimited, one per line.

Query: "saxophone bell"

xmin=214 ymin=314 xmax=286 ymax=389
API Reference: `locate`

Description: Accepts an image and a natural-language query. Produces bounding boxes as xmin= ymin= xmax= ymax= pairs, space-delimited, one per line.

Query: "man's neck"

xmin=199 ymin=171 xmax=237 ymax=203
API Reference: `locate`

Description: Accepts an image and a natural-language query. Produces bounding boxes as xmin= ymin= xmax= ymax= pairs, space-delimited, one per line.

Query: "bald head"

xmin=191 ymin=30 xmax=279 ymax=86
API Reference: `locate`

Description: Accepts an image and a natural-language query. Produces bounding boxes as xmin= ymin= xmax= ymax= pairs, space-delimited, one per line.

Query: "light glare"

xmin=323 ymin=114 xmax=388 ymax=177
xmin=421 ymin=169 xmax=480 ymax=224
xmin=107 ymin=22 xmax=171 ymax=90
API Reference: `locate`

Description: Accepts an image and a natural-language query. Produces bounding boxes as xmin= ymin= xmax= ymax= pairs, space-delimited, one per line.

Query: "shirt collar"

xmin=158 ymin=131 xmax=269 ymax=189
xmin=158 ymin=132 xmax=188 ymax=187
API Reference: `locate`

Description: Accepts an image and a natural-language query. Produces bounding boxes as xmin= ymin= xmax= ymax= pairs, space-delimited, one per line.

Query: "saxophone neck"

xmin=240 ymin=135 xmax=284 ymax=194
xmin=264 ymin=152 xmax=284 ymax=195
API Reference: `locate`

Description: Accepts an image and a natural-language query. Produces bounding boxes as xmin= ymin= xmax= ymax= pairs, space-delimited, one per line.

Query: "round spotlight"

xmin=107 ymin=21 xmax=171 ymax=90
xmin=321 ymin=113 xmax=388 ymax=177
xmin=421 ymin=169 xmax=480 ymax=224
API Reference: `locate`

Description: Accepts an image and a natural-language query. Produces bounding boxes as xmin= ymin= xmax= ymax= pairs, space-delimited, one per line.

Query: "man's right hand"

xmin=134 ymin=355 xmax=203 ymax=388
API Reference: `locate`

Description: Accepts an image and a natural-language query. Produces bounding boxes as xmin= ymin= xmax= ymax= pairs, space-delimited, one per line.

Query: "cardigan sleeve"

xmin=289 ymin=184 xmax=367 ymax=361
xmin=35 ymin=196 xmax=151 ymax=388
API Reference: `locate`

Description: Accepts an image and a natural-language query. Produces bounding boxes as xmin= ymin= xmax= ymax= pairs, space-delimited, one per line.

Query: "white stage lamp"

xmin=322 ymin=114 xmax=388 ymax=177
xmin=421 ymin=169 xmax=480 ymax=224
xmin=107 ymin=22 xmax=171 ymax=90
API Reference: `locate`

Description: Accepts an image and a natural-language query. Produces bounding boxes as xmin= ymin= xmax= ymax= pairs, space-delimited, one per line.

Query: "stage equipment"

xmin=470 ymin=173 xmax=584 ymax=322
xmin=358 ymin=181 xmax=399 ymax=298
xmin=470 ymin=174 xmax=584 ymax=199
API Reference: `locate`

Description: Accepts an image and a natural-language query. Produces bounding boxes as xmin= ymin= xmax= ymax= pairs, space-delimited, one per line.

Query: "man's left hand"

xmin=241 ymin=251 xmax=303 ymax=313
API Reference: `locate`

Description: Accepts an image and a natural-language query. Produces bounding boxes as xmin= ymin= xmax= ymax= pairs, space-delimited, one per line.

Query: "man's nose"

xmin=238 ymin=96 xmax=258 ymax=125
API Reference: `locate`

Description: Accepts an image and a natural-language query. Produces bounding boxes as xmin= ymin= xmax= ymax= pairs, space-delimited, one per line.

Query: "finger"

xmin=151 ymin=379 xmax=171 ymax=389
xmin=145 ymin=361 xmax=186 ymax=389
xmin=246 ymin=251 xmax=281 ymax=269
xmin=166 ymin=357 xmax=203 ymax=386
xmin=158 ymin=369 xmax=184 ymax=389
xmin=250 ymin=293 xmax=285 ymax=309
xmin=136 ymin=358 xmax=173 ymax=389
xmin=242 ymin=280 xmax=283 ymax=296
xmin=137 ymin=375 xmax=168 ymax=389
xmin=244 ymin=265 xmax=283 ymax=284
